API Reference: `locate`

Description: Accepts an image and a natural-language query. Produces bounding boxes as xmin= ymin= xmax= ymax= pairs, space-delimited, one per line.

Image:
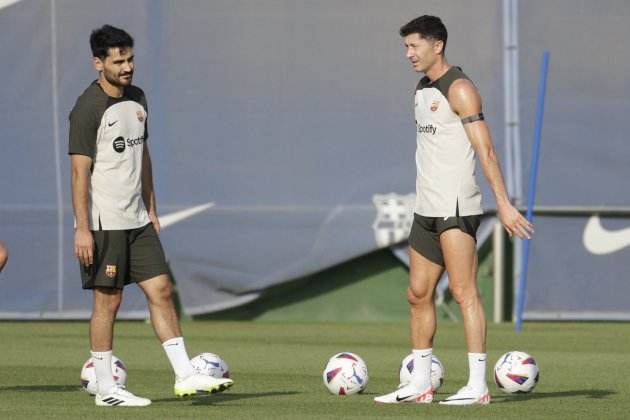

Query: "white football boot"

xmin=439 ymin=385 xmax=491 ymax=405
xmin=374 ymin=383 xmax=434 ymax=404
xmin=174 ymin=372 xmax=234 ymax=397
xmin=95 ymin=386 xmax=151 ymax=407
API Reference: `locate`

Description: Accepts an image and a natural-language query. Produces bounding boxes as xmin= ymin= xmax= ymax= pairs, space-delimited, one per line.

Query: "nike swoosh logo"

xmin=421 ymin=354 xmax=431 ymax=358
xmin=396 ymin=395 xmax=414 ymax=402
xmin=583 ymin=214 xmax=630 ymax=255
xmin=108 ymin=120 xmax=118 ymax=127
xmin=160 ymin=202 xmax=215 ymax=229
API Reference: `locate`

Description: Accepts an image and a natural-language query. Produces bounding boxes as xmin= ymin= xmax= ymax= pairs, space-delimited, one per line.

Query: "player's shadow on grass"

xmin=492 ymin=389 xmax=615 ymax=402
xmin=0 ymin=384 xmax=80 ymax=392
xmin=154 ymin=391 xmax=299 ymax=405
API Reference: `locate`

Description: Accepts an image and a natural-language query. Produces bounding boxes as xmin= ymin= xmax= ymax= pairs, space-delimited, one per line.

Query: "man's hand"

xmin=75 ymin=228 xmax=94 ymax=266
xmin=497 ymin=202 xmax=534 ymax=239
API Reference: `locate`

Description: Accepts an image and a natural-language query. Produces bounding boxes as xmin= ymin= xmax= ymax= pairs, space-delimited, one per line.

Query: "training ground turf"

xmin=0 ymin=321 xmax=628 ymax=419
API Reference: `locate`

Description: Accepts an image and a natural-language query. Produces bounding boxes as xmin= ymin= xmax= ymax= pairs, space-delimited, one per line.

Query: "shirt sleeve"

xmin=68 ymin=99 xmax=98 ymax=158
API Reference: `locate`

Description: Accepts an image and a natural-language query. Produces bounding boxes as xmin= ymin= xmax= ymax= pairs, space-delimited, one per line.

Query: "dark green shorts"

xmin=80 ymin=223 xmax=168 ymax=289
xmin=408 ymin=213 xmax=481 ymax=266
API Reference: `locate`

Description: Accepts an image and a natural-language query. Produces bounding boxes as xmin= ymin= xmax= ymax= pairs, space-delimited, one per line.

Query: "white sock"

xmin=91 ymin=350 xmax=116 ymax=395
xmin=410 ymin=348 xmax=432 ymax=391
xmin=467 ymin=352 xmax=488 ymax=391
xmin=162 ymin=337 xmax=194 ymax=379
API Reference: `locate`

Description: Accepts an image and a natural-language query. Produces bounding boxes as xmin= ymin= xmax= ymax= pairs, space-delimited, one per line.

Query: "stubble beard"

xmin=104 ymin=70 xmax=133 ymax=87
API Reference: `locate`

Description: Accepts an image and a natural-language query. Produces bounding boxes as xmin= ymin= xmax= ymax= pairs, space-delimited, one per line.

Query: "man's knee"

xmin=448 ymin=283 xmax=479 ymax=305
xmin=143 ymin=276 xmax=173 ymax=305
xmin=93 ymin=288 xmax=122 ymax=314
xmin=155 ymin=281 xmax=173 ymax=302
xmin=407 ymin=286 xmax=432 ymax=307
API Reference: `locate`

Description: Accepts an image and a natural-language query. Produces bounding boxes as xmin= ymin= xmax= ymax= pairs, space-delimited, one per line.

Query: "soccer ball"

xmin=398 ymin=353 xmax=444 ymax=391
xmin=80 ymin=355 xmax=127 ymax=395
xmin=494 ymin=351 xmax=539 ymax=393
xmin=322 ymin=352 xmax=369 ymax=395
xmin=190 ymin=353 xmax=230 ymax=378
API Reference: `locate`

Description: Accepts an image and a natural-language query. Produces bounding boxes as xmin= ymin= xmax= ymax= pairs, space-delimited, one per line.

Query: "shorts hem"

xmin=132 ymin=268 xmax=170 ymax=285
xmin=82 ymin=283 xmax=123 ymax=290
xmin=438 ymin=225 xmax=478 ymax=242
xmin=409 ymin=241 xmax=445 ymax=267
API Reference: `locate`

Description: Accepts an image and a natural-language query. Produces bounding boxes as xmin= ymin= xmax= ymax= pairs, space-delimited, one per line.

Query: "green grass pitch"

xmin=0 ymin=321 xmax=628 ymax=419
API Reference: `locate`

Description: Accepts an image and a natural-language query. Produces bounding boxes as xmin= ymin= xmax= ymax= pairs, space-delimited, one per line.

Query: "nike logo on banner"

xmin=583 ymin=215 xmax=630 ymax=255
xmin=160 ymin=202 xmax=215 ymax=229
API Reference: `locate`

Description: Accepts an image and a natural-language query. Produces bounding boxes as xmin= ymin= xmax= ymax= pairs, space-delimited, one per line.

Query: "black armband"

xmin=461 ymin=113 xmax=485 ymax=124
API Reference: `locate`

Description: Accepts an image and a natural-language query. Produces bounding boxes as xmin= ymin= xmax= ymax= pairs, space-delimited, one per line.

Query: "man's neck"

xmin=97 ymin=76 xmax=124 ymax=98
xmin=425 ymin=59 xmax=451 ymax=83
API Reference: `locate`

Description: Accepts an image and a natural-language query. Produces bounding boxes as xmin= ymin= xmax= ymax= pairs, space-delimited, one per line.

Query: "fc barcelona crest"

xmin=430 ymin=99 xmax=440 ymax=112
xmin=136 ymin=110 xmax=145 ymax=123
xmin=371 ymin=193 xmax=415 ymax=247
xmin=105 ymin=265 xmax=117 ymax=278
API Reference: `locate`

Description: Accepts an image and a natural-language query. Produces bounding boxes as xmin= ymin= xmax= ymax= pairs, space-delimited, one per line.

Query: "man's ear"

xmin=93 ymin=56 xmax=104 ymax=72
xmin=434 ymin=40 xmax=444 ymax=55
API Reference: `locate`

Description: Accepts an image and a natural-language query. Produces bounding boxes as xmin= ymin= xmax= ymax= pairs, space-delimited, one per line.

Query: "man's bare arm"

xmin=142 ymin=144 xmax=160 ymax=234
xmin=71 ymin=154 xmax=94 ymax=265
xmin=449 ymin=79 xmax=533 ymax=239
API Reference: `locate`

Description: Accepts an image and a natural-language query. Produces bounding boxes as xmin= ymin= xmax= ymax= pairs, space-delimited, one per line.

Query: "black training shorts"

xmin=80 ymin=223 xmax=169 ymax=289
xmin=408 ymin=213 xmax=481 ymax=266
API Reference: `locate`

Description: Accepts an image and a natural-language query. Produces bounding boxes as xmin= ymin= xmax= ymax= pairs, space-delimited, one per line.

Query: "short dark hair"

xmin=90 ymin=25 xmax=134 ymax=59
xmin=399 ymin=15 xmax=448 ymax=54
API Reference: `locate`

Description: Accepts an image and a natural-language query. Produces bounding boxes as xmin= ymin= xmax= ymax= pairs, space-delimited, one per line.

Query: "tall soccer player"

xmin=69 ymin=25 xmax=233 ymax=407
xmin=374 ymin=15 xmax=533 ymax=405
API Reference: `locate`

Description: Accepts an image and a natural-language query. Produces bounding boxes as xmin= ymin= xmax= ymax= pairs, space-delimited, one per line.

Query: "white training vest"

xmin=413 ymin=66 xmax=483 ymax=217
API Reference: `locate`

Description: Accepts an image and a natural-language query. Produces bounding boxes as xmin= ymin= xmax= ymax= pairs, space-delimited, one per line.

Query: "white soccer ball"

xmin=494 ymin=351 xmax=539 ymax=393
xmin=398 ymin=353 xmax=444 ymax=391
xmin=322 ymin=352 xmax=369 ymax=395
xmin=80 ymin=355 xmax=128 ymax=395
xmin=190 ymin=352 xmax=230 ymax=378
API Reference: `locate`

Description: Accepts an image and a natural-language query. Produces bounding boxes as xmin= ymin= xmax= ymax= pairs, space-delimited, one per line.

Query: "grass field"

xmin=1 ymin=321 xmax=628 ymax=419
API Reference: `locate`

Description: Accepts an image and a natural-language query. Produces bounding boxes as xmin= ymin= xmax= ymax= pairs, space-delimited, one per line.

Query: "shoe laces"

xmin=454 ymin=385 xmax=487 ymax=396
xmin=113 ymin=385 xmax=134 ymax=398
xmin=457 ymin=385 xmax=474 ymax=394
xmin=397 ymin=382 xmax=431 ymax=395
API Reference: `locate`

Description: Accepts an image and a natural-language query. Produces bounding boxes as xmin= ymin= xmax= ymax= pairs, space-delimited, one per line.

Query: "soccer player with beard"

xmin=374 ymin=15 xmax=533 ymax=406
xmin=69 ymin=25 xmax=233 ymax=407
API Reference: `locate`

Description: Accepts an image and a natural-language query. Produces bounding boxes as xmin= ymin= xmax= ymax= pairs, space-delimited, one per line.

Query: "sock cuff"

xmin=162 ymin=336 xmax=185 ymax=348
xmin=412 ymin=348 xmax=432 ymax=355
xmin=468 ymin=352 xmax=487 ymax=358
xmin=90 ymin=350 xmax=112 ymax=357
